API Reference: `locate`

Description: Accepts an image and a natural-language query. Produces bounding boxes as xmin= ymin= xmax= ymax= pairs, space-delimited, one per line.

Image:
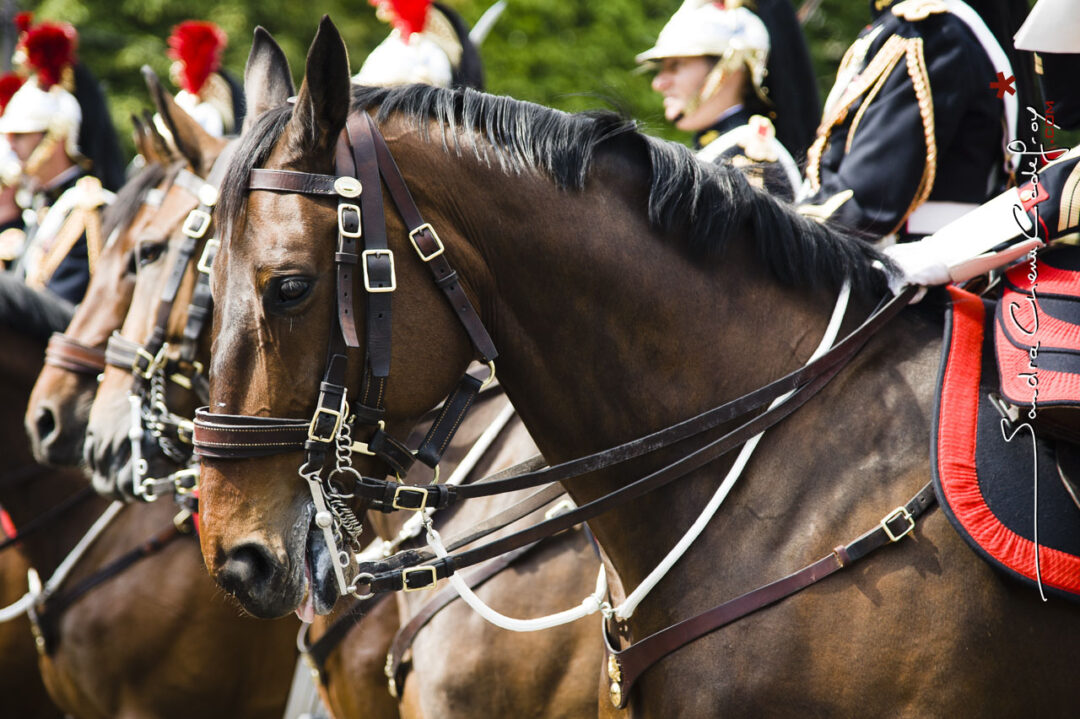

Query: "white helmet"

xmin=0 ymin=80 xmax=81 ymax=160
xmin=637 ymin=1 xmax=770 ymax=104
xmin=1014 ymin=0 xmax=1080 ymax=53
xmin=356 ymin=28 xmax=458 ymax=88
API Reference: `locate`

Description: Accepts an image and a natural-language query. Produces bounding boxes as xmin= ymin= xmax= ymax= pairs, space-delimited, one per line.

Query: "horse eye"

xmin=267 ymin=276 xmax=314 ymax=311
xmin=137 ymin=242 xmax=166 ymax=267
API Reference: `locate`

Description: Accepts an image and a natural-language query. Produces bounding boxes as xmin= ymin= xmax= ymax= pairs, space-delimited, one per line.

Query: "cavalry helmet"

xmin=636 ymin=0 xmax=771 ymax=105
xmin=167 ymin=21 xmax=244 ymax=137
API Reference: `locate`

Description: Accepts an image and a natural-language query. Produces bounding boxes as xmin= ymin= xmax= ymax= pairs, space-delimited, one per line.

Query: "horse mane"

xmin=219 ymin=84 xmax=888 ymax=296
xmin=0 ymin=273 xmax=74 ymax=342
xmin=100 ymin=160 xmax=172 ymax=242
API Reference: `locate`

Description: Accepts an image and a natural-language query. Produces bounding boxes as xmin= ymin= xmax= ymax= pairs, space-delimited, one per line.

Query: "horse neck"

xmin=449 ymin=153 xmax=849 ymax=585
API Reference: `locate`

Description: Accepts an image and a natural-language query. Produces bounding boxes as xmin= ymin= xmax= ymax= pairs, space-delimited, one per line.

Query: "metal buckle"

xmin=350 ymin=420 xmax=385 ymax=456
xmin=196 ymin=239 xmax=220 ymax=274
xmin=880 ymin=506 xmax=915 ymax=542
xmin=307 ymin=405 xmax=344 ymax=444
xmin=132 ymin=345 xmax=166 ymax=380
xmin=362 ymin=250 xmax=396 ymax=293
xmin=334 ymin=176 xmax=362 ymax=198
xmin=337 ymin=203 xmax=362 ymax=238
xmin=392 ymin=485 xmax=429 ymax=512
xmin=401 ymin=565 xmax=438 ymax=592
xmin=182 ymin=209 xmax=212 ymax=239
xmin=408 ymin=223 xmax=444 ymax=262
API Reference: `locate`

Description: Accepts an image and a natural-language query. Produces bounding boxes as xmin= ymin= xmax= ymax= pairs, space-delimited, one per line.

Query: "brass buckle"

xmin=132 ymin=345 xmax=166 ymax=380
xmin=182 ymin=209 xmax=212 ymax=239
xmin=337 ymin=203 xmax=362 ymax=238
xmin=362 ymin=249 xmax=396 ymax=293
xmin=196 ymin=239 xmax=220 ymax=274
xmin=350 ymin=420 xmax=385 ymax=456
xmin=880 ymin=506 xmax=915 ymax=542
xmin=307 ymin=405 xmax=344 ymax=443
xmin=392 ymin=485 xmax=429 ymax=512
xmin=401 ymin=565 xmax=438 ymax=592
xmin=408 ymin=223 xmax=444 ymax=262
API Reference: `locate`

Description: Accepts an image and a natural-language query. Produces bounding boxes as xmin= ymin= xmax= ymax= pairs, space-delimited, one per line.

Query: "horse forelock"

xmin=217 ymin=83 xmax=889 ymax=298
xmin=101 ymin=160 xmax=174 ymax=243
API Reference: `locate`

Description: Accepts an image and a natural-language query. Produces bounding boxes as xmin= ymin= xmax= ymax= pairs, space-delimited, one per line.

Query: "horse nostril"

xmin=219 ymin=543 xmax=276 ymax=596
xmin=35 ymin=406 xmax=57 ymax=443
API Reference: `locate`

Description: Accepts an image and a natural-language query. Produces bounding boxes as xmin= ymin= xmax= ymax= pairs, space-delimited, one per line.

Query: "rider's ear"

xmin=287 ymin=15 xmax=350 ymax=163
xmin=242 ymin=27 xmax=295 ymax=135
xmin=143 ymin=65 xmax=221 ymax=177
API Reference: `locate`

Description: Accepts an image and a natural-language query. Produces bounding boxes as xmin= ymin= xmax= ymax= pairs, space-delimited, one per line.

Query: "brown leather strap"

xmin=603 ymin=482 xmax=937 ymax=709
xmin=302 ymin=591 xmax=394 ymax=681
xmin=45 ymin=332 xmax=106 ymax=374
xmin=386 ymin=539 xmax=544 ymax=697
xmin=248 ymin=169 xmax=343 ymax=196
xmin=193 ymin=408 xmax=311 ymax=458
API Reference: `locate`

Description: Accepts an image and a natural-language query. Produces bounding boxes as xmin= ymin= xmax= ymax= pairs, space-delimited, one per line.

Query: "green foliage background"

xmin=14 ymin=0 xmax=1067 ymax=158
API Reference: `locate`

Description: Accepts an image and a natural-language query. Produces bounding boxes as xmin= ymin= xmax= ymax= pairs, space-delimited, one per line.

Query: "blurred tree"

xmin=22 ymin=1 xmax=1063 ymax=161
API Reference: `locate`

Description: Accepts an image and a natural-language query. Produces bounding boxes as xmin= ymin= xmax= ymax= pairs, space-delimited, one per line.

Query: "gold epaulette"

xmin=891 ymin=0 xmax=948 ymax=22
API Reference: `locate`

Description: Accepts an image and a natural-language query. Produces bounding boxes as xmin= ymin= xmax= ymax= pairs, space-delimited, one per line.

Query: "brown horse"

xmin=198 ymin=17 xmax=1080 ymax=717
xmin=24 ymin=144 xmax=177 ymax=467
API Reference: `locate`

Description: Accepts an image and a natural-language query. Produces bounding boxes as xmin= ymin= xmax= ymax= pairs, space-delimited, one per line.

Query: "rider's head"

xmin=637 ymin=0 xmax=770 ymax=132
xmin=0 ymin=16 xmax=82 ymax=185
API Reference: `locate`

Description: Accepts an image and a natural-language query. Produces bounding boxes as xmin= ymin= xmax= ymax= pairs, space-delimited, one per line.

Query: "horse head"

xmin=84 ymin=68 xmax=229 ymax=498
xmin=199 ymin=19 xmax=479 ymax=618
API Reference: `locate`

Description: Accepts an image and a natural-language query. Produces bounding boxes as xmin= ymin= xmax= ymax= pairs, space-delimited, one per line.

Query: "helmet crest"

xmin=22 ymin=21 xmax=78 ymax=89
xmin=168 ymin=21 xmax=228 ymax=96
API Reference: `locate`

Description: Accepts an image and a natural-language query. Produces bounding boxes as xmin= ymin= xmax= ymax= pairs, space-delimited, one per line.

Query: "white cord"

xmin=420 ymin=282 xmax=850 ymax=631
xmin=613 ymin=280 xmax=851 ymax=619
xmin=0 ymin=501 xmax=125 ymax=623
xmin=424 ymin=517 xmax=607 ymax=632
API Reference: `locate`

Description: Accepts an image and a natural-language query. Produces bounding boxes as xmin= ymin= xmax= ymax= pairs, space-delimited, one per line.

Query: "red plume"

xmin=167 ymin=21 xmax=227 ymax=96
xmin=377 ymin=0 xmax=432 ymax=38
xmin=23 ymin=22 xmax=78 ymax=89
xmin=15 ymin=12 xmax=32 ymax=34
xmin=0 ymin=73 xmax=25 ymax=115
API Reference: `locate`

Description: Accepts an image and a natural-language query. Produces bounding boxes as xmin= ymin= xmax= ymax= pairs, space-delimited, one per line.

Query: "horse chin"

xmin=306 ymin=522 xmax=339 ymax=616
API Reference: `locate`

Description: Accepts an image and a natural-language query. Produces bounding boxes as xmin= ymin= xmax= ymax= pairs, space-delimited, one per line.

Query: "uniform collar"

xmin=39 ymin=166 xmax=84 ymax=205
xmin=693 ymin=105 xmax=751 ymax=150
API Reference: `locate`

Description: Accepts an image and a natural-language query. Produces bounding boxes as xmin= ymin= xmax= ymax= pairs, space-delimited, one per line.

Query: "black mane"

xmin=219 ymin=84 xmax=887 ymax=296
xmin=0 ymin=273 xmax=74 ymax=342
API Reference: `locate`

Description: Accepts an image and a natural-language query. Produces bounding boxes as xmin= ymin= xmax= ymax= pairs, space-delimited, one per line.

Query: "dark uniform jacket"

xmin=798 ymin=0 xmax=1008 ymax=241
xmin=694 ymin=108 xmax=801 ymax=201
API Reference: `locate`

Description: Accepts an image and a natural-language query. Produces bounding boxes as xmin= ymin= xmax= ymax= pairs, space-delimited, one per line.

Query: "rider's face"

xmin=651 ymin=56 xmax=713 ymax=125
xmin=7 ymin=132 xmax=44 ymax=163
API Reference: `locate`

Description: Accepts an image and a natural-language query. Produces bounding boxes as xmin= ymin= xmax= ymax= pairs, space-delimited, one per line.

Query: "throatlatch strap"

xmin=414 ymin=373 xmax=484 ymax=468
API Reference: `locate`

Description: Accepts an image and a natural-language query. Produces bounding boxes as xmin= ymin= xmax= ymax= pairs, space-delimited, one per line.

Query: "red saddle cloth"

xmin=934 ymin=286 xmax=1080 ymax=600
xmin=995 ymin=249 xmax=1080 ymax=442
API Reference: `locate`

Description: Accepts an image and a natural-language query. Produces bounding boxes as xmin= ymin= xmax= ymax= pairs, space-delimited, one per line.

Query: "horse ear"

xmin=143 ymin=109 xmax=178 ymax=163
xmin=130 ymin=113 xmax=155 ymax=163
xmin=142 ymin=65 xmax=219 ymax=176
xmin=242 ymin=27 xmax=294 ymax=135
xmin=288 ymin=16 xmax=350 ymax=161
